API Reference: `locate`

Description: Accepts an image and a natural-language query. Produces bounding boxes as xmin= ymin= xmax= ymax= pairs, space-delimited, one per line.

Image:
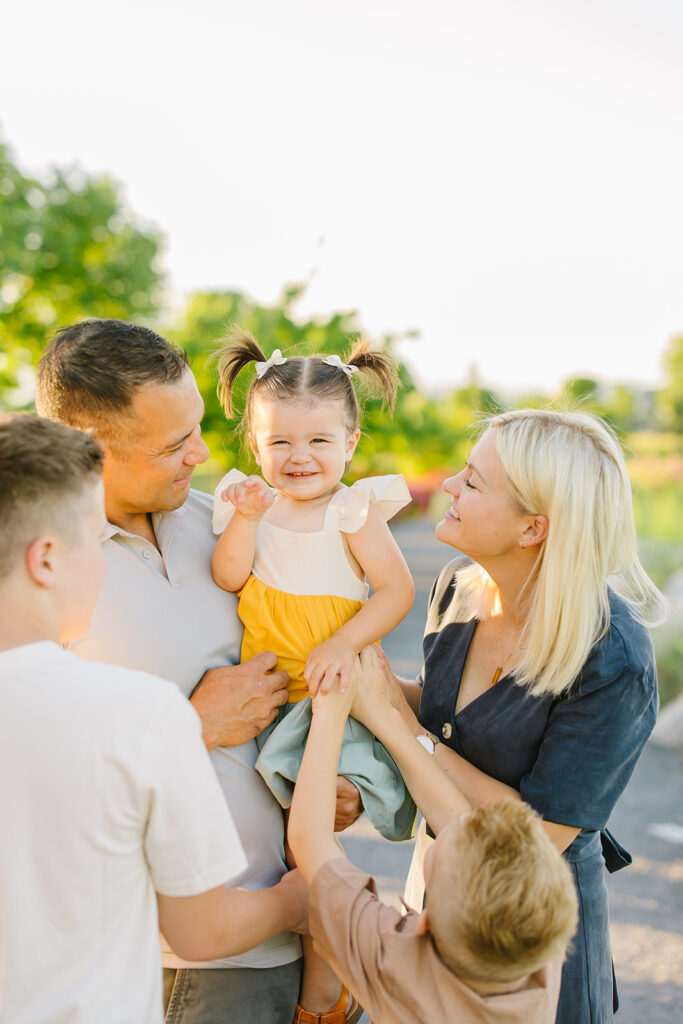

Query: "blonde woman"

xmin=367 ymin=409 xmax=665 ymax=1024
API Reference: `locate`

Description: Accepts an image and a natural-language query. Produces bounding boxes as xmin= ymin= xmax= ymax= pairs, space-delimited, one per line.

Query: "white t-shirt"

xmin=72 ymin=489 xmax=301 ymax=970
xmin=0 ymin=642 xmax=247 ymax=1024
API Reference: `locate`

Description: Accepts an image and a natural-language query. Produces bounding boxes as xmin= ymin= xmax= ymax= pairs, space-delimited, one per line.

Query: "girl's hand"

xmin=221 ymin=475 xmax=275 ymax=521
xmin=305 ymin=637 xmax=357 ymax=696
xmin=310 ymin=664 xmax=358 ymax=716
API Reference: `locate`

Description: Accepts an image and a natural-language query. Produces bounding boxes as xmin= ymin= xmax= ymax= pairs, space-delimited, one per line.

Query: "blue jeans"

xmin=164 ymin=962 xmax=303 ymax=1024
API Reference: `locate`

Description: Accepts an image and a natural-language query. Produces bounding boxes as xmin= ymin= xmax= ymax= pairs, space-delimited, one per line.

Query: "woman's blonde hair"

xmin=453 ymin=409 xmax=666 ymax=698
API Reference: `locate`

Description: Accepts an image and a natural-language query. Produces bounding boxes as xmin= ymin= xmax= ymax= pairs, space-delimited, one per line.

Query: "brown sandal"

xmin=292 ymin=985 xmax=363 ymax=1024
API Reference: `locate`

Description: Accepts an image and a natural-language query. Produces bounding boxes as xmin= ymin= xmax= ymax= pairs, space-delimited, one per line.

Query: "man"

xmin=35 ymin=319 xmax=359 ymax=1024
xmin=288 ymin=647 xmax=578 ymax=1024
xmin=0 ymin=414 xmax=307 ymax=1024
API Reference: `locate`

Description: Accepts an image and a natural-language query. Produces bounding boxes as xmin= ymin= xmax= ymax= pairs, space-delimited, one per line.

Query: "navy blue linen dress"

xmin=417 ymin=558 xmax=658 ymax=1024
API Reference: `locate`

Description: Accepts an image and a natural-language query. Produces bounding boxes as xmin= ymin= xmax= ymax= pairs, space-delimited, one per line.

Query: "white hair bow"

xmin=255 ymin=349 xmax=288 ymax=379
xmin=322 ymin=354 xmax=359 ymax=377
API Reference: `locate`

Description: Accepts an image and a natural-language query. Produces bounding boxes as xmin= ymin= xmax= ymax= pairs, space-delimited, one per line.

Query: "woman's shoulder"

xmin=574 ymin=589 xmax=657 ymax=696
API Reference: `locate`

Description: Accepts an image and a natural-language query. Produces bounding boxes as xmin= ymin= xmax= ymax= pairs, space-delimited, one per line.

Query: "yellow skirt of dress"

xmin=238 ymin=574 xmax=364 ymax=703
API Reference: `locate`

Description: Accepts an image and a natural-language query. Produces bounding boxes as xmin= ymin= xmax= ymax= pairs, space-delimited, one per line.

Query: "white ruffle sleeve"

xmin=330 ymin=474 xmax=412 ymax=534
xmin=212 ymin=468 xmax=248 ymax=535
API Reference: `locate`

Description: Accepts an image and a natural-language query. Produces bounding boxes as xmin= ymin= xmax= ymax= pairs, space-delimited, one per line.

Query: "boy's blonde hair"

xmin=427 ymin=801 xmax=578 ymax=983
xmin=451 ymin=408 xmax=666 ymax=697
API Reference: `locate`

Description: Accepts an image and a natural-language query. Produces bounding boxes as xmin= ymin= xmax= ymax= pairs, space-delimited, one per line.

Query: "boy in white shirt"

xmin=0 ymin=414 xmax=306 ymax=1024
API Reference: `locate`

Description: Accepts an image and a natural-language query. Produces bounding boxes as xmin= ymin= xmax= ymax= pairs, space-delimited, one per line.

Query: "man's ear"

xmin=25 ymin=536 xmax=58 ymax=588
xmin=414 ymin=909 xmax=431 ymax=936
xmin=248 ymin=432 xmax=262 ymax=466
xmin=345 ymin=429 xmax=361 ymax=463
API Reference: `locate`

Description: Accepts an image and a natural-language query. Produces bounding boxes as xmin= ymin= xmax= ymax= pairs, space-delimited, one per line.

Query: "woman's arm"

xmin=304 ymin=503 xmax=415 ymax=694
xmin=354 ymin=647 xmax=580 ymax=852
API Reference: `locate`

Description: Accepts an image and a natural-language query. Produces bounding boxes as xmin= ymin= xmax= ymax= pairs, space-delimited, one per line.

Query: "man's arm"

xmin=288 ymin=681 xmax=355 ymax=885
xmin=157 ymin=870 xmax=308 ymax=962
xmin=190 ymin=650 xmax=290 ymax=749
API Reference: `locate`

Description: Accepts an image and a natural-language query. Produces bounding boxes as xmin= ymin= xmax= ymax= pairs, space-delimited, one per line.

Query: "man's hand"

xmin=334 ymin=775 xmax=363 ymax=832
xmin=190 ymin=651 xmax=289 ymax=749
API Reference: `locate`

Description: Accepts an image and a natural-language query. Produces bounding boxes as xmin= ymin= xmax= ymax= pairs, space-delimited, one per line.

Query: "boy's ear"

xmin=414 ymin=909 xmax=431 ymax=936
xmin=248 ymin=432 xmax=261 ymax=466
xmin=25 ymin=536 xmax=58 ymax=588
xmin=345 ymin=429 xmax=361 ymax=462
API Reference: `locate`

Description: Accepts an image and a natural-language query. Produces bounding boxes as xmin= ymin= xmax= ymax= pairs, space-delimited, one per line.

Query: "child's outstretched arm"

xmin=352 ymin=647 xmax=470 ymax=836
xmin=288 ymin=676 xmax=357 ymax=885
xmin=211 ymin=475 xmax=274 ymax=592
xmin=304 ymin=502 xmax=415 ymax=695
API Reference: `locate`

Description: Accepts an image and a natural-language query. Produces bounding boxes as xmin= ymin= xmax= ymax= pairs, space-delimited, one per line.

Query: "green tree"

xmin=658 ymin=334 xmax=683 ymax=432
xmin=166 ymin=285 xmax=457 ymax=485
xmin=0 ymin=138 xmax=164 ymax=407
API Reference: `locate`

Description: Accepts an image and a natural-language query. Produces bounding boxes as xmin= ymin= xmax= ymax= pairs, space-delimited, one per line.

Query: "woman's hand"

xmin=350 ymin=645 xmax=402 ymax=730
xmin=221 ymin=475 xmax=274 ymax=521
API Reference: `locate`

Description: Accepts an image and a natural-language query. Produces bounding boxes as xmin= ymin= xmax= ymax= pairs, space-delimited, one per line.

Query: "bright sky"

xmin=3 ymin=0 xmax=683 ymax=394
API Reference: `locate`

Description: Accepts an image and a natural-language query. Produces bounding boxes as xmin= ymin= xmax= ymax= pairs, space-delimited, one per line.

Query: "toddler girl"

xmin=211 ymin=329 xmax=416 ymax=1022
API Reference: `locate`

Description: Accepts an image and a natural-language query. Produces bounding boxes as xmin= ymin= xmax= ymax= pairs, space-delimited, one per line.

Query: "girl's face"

xmin=248 ymin=398 xmax=360 ymax=503
xmin=436 ymin=428 xmax=529 ymax=560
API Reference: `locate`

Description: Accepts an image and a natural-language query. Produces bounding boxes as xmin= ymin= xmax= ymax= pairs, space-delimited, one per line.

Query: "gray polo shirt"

xmin=73 ymin=488 xmax=301 ymax=970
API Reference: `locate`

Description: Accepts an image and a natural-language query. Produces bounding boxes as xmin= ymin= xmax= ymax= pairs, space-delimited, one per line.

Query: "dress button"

xmin=441 ymin=722 xmax=453 ymax=740
xmin=142 ymin=550 xmax=152 ymax=559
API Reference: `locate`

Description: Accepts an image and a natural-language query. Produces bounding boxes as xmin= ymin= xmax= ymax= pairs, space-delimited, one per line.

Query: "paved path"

xmin=340 ymin=519 xmax=683 ymax=1022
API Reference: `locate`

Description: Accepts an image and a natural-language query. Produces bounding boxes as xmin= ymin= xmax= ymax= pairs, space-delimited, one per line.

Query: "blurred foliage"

xmin=658 ymin=334 xmax=683 ymax=432
xmin=165 ymin=286 xmax=501 ymax=489
xmin=1 ymin=133 xmax=681 ymax=702
xmin=0 ymin=137 xmax=163 ymax=408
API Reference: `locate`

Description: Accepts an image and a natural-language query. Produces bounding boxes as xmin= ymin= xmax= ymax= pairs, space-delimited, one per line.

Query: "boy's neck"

xmin=0 ymin=619 xmax=55 ymax=653
xmin=459 ymin=973 xmax=530 ymax=997
xmin=0 ymin=591 xmax=58 ymax=653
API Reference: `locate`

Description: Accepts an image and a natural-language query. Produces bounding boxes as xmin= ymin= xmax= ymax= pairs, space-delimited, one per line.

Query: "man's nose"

xmin=185 ymin=434 xmax=210 ymax=465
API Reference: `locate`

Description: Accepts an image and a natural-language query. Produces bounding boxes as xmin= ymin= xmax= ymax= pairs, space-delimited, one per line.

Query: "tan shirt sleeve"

xmin=309 ymin=858 xmax=407 ymax=1019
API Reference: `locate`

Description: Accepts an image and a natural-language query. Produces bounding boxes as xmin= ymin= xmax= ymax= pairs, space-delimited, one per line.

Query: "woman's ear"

xmin=345 ymin=429 xmax=361 ymax=463
xmin=248 ymin=432 xmax=261 ymax=466
xmin=520 ymin=514 xmax=549 ymax=549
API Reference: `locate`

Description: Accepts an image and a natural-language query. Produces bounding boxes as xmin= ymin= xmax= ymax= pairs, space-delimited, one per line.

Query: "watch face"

xmin=416 ymin=733 xmax=435 ymax=755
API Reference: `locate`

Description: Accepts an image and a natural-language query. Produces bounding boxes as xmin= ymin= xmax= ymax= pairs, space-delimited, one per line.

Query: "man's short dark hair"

xmin=35 ymin=319 xmax=189 ymax=443
xmin=0 ymin=414 xmax=104 ymax=579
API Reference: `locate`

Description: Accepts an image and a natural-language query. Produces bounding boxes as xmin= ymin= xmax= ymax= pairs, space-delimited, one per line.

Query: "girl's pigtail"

xmin=345 ymin=338 xmax=400 ymax=415
xmin=215 ymin=328 xmax=267 ymax=417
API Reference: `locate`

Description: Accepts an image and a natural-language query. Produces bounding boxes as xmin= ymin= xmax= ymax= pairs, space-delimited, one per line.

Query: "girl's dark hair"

xmin=216 ymin=328 xmax=399 ymax=433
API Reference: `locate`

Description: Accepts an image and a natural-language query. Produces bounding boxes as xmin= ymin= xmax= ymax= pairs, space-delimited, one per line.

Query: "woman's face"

xmin=436 ymin=428 xmax=528 ymax=560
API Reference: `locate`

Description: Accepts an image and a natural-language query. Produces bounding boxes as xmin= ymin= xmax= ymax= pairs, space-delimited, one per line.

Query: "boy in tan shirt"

xmin=288 ymin=648 xmax=578 ymax=1024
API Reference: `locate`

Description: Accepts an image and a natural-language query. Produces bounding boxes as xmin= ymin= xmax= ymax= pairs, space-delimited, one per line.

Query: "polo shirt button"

xmin=142 ymin=550 xmax=152 ymax=559
xmin=441 ymin=722 xmax=452 ymax=739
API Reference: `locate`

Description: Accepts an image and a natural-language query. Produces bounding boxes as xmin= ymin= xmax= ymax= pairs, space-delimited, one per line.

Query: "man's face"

xmin=102 ymin=369 xmax=210 ymax=520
